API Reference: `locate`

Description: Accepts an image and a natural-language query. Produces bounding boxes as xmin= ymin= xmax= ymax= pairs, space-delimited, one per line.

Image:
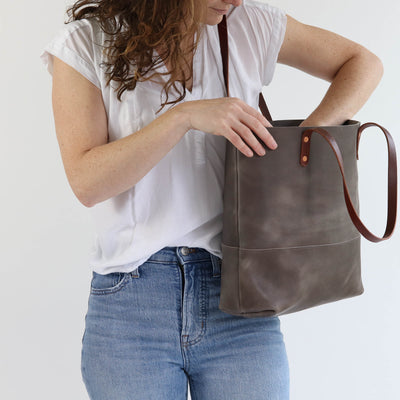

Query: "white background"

xmin=1 ymin=0 xmax=399 ymax=399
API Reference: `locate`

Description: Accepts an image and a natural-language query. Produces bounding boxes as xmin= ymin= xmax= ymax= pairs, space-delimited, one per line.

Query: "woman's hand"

xmin=176 ymin=97 xmax=277 ymax=157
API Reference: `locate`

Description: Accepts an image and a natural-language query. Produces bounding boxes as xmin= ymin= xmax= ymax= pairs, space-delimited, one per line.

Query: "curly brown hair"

xmin=65 ymin=0 xmax=208 ymax=114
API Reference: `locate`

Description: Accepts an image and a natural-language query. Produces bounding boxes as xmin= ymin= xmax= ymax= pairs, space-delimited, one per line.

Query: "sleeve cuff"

xmin=263 ymin=10 xmax=287 ymax=86
xmin=40 ymin=44 xmax=101 ymax=89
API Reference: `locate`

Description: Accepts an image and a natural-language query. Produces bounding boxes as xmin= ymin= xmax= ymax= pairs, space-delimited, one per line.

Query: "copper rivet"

xmin=302 ymin=156 xmax=308 ymax=162
xmin=304 ymin=136 xmax=309 ymax=143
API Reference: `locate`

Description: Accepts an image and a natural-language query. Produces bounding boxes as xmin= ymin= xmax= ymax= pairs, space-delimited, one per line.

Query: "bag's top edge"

xmin=270 ymin=119 xmax=360 ymax=128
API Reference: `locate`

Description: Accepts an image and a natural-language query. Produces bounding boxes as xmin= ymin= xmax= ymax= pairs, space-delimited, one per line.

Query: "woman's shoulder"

xmin=227 ymin=1 xmax=287 ymax=35
xmin=54 ymin=16 xmax=105 ymax=45
xmin=230 ymin=0 xmax=286 ymax=19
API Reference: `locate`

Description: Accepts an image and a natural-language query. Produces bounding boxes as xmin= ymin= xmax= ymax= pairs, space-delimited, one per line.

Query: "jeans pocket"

xmin=211 ymin=256 xmax=222 ymax=278
xmin=90 ymin=271 xmax=130 ymax=295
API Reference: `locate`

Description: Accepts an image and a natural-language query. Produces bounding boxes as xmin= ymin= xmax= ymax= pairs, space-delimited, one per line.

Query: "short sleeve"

xmin=39 ymin=19 xmax=102 ymax=89
xmin=244 ymin=1 xmax=287 ymax=87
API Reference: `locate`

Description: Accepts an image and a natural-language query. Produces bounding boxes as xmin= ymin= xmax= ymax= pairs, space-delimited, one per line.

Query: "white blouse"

xmin=39 ymin=0 xmax=287 ymax=275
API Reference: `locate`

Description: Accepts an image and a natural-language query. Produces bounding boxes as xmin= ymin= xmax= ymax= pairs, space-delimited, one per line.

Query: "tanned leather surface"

xmin=217 ymin=15 xmax=397 ymax=317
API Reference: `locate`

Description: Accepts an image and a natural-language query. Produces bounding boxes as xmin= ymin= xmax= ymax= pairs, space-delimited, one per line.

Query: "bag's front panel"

xmin=220 ymin=120 xmax=365 ymax=317
xmin=237 ymin=235 xmax=363 ymax=316
xmin=221 ymin=140 xmax=239 ymax=247
xmin=238 ymin=123 xmax=361 ymax=249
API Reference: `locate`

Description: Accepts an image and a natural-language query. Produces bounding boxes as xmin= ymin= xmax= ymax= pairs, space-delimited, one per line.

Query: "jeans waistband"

xmin=147 ymin=246 xmax=221 ymax=276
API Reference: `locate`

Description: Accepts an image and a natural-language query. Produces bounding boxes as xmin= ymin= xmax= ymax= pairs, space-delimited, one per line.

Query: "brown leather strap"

xmin=218 ymin=14 xmax=398 ymax=243
xmin=217 ymin=16 xmax=230 ymax=98
xmin=258 ymin=92 xmax=273 ymax=123
xmin=301 ymin=126 xmax=398 ymax=242
xmin=218 ymin=14 xmax=273 ymax=122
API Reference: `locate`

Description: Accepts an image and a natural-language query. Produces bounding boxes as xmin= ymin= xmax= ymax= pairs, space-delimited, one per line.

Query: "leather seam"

xmin=221 ymin=235 xmax=360 ymax=251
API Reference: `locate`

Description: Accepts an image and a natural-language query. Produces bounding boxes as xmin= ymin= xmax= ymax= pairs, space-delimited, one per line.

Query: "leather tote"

xmin=217 ymin=15 xmax=398 ymax=317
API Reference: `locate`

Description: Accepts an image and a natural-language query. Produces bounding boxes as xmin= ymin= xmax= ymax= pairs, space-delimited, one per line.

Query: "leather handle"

xmin=218 ymin=15 xmax=274 ymax=122
xmin=218 ymin=15 xmax=230 ymax=98
xmin=218 ymin=14 xmax=397 ymax=242
xmin=258 ymin=92 xmax=273 ymax=123
xmin=300 ymin=126 xmax=397 ymax=242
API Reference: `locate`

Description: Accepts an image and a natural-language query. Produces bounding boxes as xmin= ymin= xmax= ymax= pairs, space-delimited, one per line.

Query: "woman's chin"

xmin=205 ymin=13 xmax=223 ymax=25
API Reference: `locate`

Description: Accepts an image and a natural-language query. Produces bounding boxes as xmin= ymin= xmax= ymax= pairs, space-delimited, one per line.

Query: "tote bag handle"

xmin=217 ymin=15 xmax=398 ymax=242
xmin=300 ymin=125 xmax=397 ymax=242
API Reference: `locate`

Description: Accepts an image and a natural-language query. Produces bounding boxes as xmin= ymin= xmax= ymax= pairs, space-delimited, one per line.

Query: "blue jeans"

xmin=81 ymin=246 xmax=290 ymax=399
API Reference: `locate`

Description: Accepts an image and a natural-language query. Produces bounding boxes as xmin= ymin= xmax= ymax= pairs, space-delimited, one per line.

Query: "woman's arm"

xmin=52 ymin=58 xmax=273 ymax=208
xmin=277 ymin=15 xmax=384 ymax=126
xmin=52 ymin=56 xmax=189 ymax=208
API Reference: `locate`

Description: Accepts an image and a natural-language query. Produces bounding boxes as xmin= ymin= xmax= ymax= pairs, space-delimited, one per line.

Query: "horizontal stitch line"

xmin=222 ymin=235 xmax=360 ymax=252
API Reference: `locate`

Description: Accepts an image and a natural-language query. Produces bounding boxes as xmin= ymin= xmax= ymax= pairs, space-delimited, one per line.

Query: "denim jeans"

xmin=81 ymin=246 xmax=290 ymax=399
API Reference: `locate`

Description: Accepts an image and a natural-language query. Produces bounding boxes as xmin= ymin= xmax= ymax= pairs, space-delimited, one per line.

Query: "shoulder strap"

xmin=217 ymin=15 xmax=397 ymax=242
xmin=217 ymin=14 xmax=273 ymax=123
xmin=300 ymin=125 xmax=397 ymax=242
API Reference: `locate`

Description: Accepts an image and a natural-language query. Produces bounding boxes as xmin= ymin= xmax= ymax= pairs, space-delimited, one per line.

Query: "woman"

xmin=40 ymin=0 xmax=383 ymax=398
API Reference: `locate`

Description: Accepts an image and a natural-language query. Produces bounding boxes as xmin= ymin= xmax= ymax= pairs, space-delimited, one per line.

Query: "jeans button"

xmin=181 ymin=246 xmax=189 ymax=255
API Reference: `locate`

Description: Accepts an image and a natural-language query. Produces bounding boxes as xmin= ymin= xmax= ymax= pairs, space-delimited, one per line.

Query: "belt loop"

xmin=210 ymin=253 xmax=221 ymax=277
xmin=130 ymin=266 xmax=140 ymax=278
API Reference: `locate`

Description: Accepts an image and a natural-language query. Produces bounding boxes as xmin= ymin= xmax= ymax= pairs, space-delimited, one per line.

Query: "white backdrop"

xmin=1 ymin=0 xmax=399 ymax=399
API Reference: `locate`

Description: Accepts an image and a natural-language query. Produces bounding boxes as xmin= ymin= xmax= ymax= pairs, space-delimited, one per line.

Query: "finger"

xmin=240 ymin=101 xmax=273 ymax=128
xmin=230 ymin=119 xmax=267 ymax=156
xmin=237 ymin=113 xmax=278 ymax=151
xmin=260 ymin=114 xmax=273 ymax=127
xmin=253 ymin=118 xmax=278 ymax=150
xmin=224 ymin=128 xmax=254 ymax=157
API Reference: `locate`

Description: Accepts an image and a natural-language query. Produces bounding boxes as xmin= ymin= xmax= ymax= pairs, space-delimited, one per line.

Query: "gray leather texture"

xmin=217 ymin=15 xmax=396 ymax=318
xmin=220 ymin=119 xmax=364 ymax=317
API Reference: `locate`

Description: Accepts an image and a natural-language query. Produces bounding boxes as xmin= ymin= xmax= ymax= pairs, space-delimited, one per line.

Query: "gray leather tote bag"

xmin=217 ymin=15 xmax=398 ymax=317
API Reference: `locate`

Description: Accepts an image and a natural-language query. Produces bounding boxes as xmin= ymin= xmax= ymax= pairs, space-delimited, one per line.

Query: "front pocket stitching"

xmin=90 ymin=273 xmax=130 ymax=295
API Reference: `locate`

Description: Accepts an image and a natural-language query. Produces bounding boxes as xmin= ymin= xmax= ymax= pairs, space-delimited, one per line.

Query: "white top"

xmin=39 ymin=0 xmax=287 ymax=275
